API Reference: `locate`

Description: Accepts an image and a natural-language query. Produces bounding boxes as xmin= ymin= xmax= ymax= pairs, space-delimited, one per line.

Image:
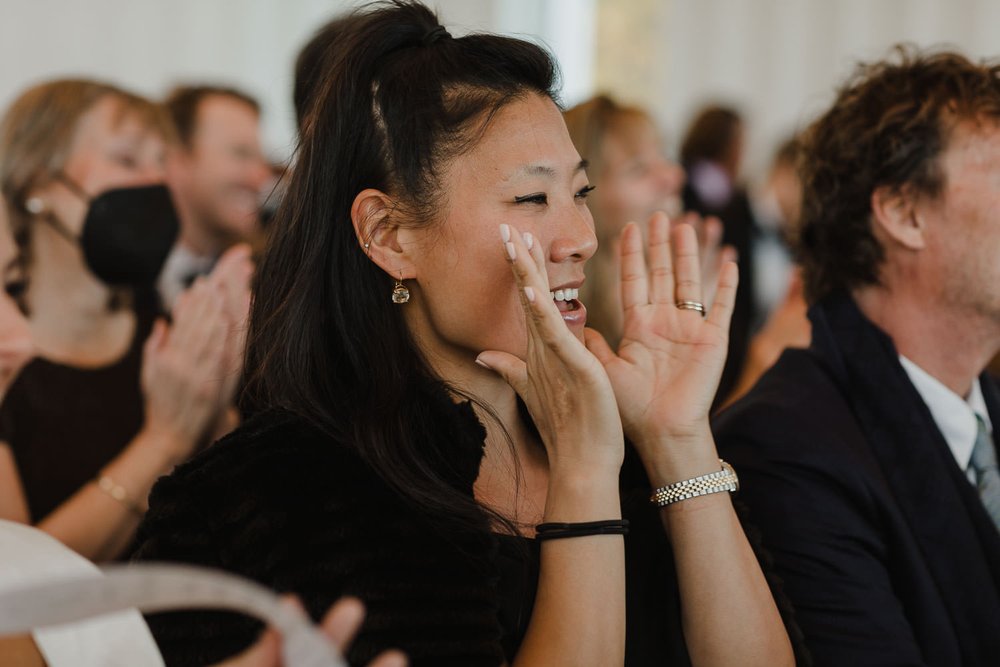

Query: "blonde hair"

xmin=0 ymin=79 xmax=176 ymax=276
xmin=563 ymin=94 xmax=655 ymax=344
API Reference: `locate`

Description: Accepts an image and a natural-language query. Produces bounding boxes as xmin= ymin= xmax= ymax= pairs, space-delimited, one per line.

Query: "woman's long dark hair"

xmin=243 ymin=1 xmax=558 ymax=535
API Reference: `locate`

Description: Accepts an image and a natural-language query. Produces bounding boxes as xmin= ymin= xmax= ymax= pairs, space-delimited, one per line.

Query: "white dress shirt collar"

xmin=899 ymin=355 xmax=992 ymax=477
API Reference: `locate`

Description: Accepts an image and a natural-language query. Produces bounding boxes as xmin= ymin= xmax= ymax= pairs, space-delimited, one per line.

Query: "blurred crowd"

xmin=1 ymin=2 xmax=999 ymax=667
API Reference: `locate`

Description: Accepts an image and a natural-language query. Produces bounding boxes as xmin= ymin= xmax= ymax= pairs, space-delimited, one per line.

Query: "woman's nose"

xmin=549 ymin=204 xmax=598 ymax=264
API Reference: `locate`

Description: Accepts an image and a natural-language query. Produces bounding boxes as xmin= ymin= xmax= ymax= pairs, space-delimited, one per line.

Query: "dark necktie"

xmin=970 ymin=415 xmax=1000 ymax=532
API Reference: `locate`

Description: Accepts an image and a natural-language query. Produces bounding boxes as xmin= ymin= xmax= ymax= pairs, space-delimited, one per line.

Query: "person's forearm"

xmin=37 ymin=428 xmax=181 ymax=561
xmin=512 ymin=469 xmax=625 ymax=667
xmin=645 ymin=443 xmax=793 ymax=667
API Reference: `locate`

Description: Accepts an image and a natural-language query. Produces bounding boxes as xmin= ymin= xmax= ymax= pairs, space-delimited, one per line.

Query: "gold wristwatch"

xmin=649 ymin=460 xmax=739 ymax=507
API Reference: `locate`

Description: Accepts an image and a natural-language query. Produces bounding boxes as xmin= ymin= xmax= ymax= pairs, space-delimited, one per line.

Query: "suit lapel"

xmin=810 ymin=294 xmax=1000 ymax=658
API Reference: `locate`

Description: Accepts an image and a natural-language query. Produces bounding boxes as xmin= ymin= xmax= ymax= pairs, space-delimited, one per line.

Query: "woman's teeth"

xmin=550 ymin=288 xmax=579 ymax=302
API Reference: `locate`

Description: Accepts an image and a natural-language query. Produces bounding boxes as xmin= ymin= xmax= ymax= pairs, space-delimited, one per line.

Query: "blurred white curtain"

xmin=1 ymin=0 xmax=998 ymax=171
xmin=594 ymin=0 xmax=1000 ymax=174
xmin=0 ymin=0 xmax=587 ymax=160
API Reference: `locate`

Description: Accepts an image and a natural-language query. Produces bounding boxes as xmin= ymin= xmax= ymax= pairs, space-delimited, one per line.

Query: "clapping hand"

xmin=585 ymin=213 xmax=737 ymax=470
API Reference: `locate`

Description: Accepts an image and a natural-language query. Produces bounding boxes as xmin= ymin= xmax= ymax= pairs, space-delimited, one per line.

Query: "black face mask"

xmin=45 ymin=178 xmax=179 ymax=288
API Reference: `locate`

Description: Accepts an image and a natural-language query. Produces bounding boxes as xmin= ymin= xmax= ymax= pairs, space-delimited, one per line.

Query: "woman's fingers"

xmin=706 ymin=260 xmax=739 ymax=332
xmin=646 ymin=212 xmax=675 ymax=305
xmin=619 ymin=222 xmax=648 ymax=312
xmin=320 ymin=597 xmax=366 ymax=652
xmin=475 ymin=350 xmax=528 ymax=395
xmin=143 ymin=318 xmax=168 ymax=357
xmin=671 ymin=223 xmax=703 ymax=308
xmin=500 ymin=224 xmax=573 ymax=354
xmin=583 ymin=327 xmax=616 ymax=367
xmin=169 ymin=279 xmax=214 ymax=351
xmin=369 ymin=650 xmax=408 ymax=667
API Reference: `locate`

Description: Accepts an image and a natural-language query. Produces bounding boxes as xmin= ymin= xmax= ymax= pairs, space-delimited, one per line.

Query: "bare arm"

xmin=589 ymin=215 xmax=793 ymax=666
xmin=478 ymin=225 xmax=626 ymax=667
xmin=645 ymin=435 xmax=792 ymax=666
xmin=0 ymin=280 xmax=232 ymax=561
xmin=31 ymin=429 xmax=180 ymax=561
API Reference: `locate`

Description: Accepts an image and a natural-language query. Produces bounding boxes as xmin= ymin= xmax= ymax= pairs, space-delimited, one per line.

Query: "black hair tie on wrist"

xmin=535 ymin=519 xmax=630 ymax=541
xmin=422 ymin=25 xmax=451 ymax=46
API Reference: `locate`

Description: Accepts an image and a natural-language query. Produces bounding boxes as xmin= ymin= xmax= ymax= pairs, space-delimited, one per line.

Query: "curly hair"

xmin=797 ymin=45 xmax=1000 ymax=302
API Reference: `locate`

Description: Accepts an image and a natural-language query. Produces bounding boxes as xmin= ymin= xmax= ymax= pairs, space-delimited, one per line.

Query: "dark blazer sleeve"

xmin=131 ymin=413 xmax=505 ymax=667
xmin=717 ymin=418 xmax=929 ymax=667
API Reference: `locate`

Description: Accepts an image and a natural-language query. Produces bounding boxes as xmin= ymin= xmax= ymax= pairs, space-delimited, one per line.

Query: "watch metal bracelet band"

xmin=649 ymin=459 xmax=739 ymax=507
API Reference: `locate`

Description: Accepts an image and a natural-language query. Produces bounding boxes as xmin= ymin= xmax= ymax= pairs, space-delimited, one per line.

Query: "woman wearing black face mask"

xmin=0 ymin=79 xmax=248 ymax=561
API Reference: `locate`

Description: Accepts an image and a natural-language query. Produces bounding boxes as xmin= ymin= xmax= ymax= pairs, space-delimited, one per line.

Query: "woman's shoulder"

xmin=143 ymin=408 xmax=386 ymax=531
xmin=175 ymin=408 xmax=363 ymax=480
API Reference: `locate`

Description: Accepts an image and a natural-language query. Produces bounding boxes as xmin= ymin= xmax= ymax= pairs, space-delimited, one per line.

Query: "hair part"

xmin=797 ymin=45 xmax=1000 ymax=302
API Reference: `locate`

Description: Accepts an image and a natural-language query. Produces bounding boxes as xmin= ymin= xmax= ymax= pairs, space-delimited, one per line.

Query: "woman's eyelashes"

xmin=4 ymin=278 xmax=27 ymax=299
xmin=514 ymin=192 xmax=547 ymax=205
xmin=513 ymin=185 xmax=595 ymax=206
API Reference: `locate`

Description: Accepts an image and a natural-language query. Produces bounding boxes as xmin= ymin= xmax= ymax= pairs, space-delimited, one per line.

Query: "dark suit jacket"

xmin=713 ymin=291 xmax=1000 ymax=666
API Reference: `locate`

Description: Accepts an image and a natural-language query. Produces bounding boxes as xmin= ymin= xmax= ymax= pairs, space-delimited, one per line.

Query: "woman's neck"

xmin=432 ymin=351 xmax=550 ymax=528
xmin=26 ymin=226 xmax=134 ymax=365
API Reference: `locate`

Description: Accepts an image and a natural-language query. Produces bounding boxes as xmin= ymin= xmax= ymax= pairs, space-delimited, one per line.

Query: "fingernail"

xmin=505 ymin=242 xmax=516 ymax=261
xmin=475 ymin=357 xmax=491 ymax=369
xmin=524 ymin=286 xmax=535 ymax=302
xmin=523 ymin=232 xmax=533 ymax=250
xmin=500 ymin=224 xmax=511 ymax=243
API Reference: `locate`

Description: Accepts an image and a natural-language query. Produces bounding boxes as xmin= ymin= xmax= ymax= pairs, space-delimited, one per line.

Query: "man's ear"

xmin=870 ymin=184 xmax=926 ymax=251
xmin=350 ymin=188 xmax=414 ymax=279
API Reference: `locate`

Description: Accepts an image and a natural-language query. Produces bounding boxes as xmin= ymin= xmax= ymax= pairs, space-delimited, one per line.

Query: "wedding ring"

xmin=675 ymin=300 xmax=706 ymax=317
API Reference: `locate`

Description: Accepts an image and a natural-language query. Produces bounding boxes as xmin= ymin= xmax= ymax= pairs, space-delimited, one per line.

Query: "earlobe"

xmin=870 ymin=185 xmax=926 ymax=251
xmin=350 ymin=188 xmax=414 ymax=279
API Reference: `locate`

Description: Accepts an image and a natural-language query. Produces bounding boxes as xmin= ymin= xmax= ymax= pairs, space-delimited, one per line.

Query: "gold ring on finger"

xmin=676 ymin=300 xmax=706 ymax=317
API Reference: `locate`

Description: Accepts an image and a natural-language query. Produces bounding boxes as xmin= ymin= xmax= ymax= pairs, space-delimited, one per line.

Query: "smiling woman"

xmin=131 ymin=2 xmax=798 ymax=666
xmin=0 ymin=79 xmax=245 ymax=562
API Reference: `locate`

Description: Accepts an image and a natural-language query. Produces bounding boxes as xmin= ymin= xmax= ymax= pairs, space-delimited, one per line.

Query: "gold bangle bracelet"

xmin=95 ymin=475 xmax=144 ymax=516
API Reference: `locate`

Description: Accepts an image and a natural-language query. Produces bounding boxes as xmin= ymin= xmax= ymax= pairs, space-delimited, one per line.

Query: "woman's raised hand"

xmin=673 ymin=212 xmax=737 ymax=311
xmin=476 ymin=224 xmax=624 ymax=477
xmin=204 ymin=243 xmax=254 ymax=403
xmin=586 ymin=212 xmax=738 ymax=468
xmin=140 ymin=278 xmax=231 ymax=464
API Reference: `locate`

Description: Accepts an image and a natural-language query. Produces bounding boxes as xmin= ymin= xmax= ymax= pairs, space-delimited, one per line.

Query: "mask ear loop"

xmin=54 ymin=172 xmax=92 ymax=202
xmin=27 ymin=173 xmax=93 ymax=244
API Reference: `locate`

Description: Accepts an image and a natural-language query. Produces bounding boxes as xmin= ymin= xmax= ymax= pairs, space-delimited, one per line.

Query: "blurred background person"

xmin=0 ymin=189 xmax=164 ymax=666
xmin=715 ymin=47 xmax=1000 ymax=664
xmin=0 ymin=193 xmax=401 ymax=667
xmin=679 ymin=105 xmax=757 ymax=406
xmin=158 ymin=85 xmax=269 ymax=310
xmin=0 ymin=79 xmax=246 ymax=561
xmin=563 ymin=95 xmax=735 ymax=383
xmin=748 ymin=136 xmax=802 ymax=327
xmin=720 ymin=136 xmax=811 ymax=407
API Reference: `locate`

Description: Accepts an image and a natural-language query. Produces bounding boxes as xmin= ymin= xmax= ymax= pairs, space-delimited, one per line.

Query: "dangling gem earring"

xmin=392 ymin=271 xmax=410 ymax=304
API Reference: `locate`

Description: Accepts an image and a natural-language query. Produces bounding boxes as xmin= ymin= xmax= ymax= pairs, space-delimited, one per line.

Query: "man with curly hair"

xmin=714 ymin=47 xmax=1000 ymax=665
